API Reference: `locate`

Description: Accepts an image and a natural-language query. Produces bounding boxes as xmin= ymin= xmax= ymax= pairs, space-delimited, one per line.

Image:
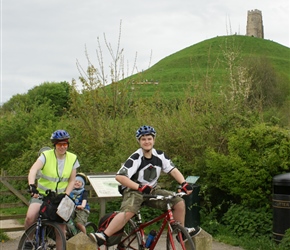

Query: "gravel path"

xmin=0 ymin=219 xmax=244 ymax=250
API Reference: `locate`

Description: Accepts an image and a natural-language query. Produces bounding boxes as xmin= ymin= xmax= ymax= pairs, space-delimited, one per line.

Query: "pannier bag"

xmin=98 ymin=211 xmax=124 ymax=246
xmin=39 ymin=191 xmax=73 ymax=223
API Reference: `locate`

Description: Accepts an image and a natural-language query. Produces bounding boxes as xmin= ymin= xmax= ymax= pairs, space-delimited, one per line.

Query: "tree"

xmin=1 ymin=81 xmax=71 ymax=116
xmin=204 ymin=124 xmax=290 ymax=208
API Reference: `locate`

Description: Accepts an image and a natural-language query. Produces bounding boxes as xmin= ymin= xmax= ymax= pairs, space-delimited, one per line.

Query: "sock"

xmin=103 ymin=232 xmax=109 ymax=240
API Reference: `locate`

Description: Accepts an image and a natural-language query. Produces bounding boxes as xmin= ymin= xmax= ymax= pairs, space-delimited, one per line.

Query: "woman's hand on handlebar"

xmin=28 ymin=184 xmax=39 ymax=197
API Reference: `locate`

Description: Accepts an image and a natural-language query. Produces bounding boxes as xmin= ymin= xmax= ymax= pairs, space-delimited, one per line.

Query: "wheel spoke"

xmin=166 ymin=224 xmax=195 ymax=250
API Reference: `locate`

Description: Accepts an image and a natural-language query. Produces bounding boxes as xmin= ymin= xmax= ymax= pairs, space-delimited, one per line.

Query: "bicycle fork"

xmin=35 ymin=218 xmax=49 ymax=250
xmin=147 ymin=206 xmax=175 ymax=250
xmin=164 ymin=203 xmax=187 ymax=250
xmin=33 ymin=218 xmax=42 ymax=249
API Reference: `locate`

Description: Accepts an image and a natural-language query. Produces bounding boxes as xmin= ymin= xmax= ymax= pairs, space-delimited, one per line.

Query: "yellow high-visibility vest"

xmin=37 ymin=149 xmax=77 ymax=195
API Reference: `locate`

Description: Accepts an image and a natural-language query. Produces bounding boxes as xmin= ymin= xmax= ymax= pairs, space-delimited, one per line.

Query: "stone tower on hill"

xmin=246 ymin=9 xmax=264 ymax=38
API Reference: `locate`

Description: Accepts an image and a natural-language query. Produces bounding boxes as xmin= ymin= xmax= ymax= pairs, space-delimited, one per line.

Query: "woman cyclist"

xmin=24 ymin=129 xmax=80 ymax=249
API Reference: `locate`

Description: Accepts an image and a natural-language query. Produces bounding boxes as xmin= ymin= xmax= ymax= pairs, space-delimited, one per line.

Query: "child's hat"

xmin=76 ymin=173 xmax=89 ymax=186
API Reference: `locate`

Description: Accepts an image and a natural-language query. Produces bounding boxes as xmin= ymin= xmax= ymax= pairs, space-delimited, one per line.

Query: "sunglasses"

xmin=55 ymin=142 xmax=68 ymax=148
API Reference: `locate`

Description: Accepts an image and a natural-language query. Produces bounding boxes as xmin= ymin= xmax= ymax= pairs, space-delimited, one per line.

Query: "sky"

xmin=0 ymin=0 xmax=289 ymax=104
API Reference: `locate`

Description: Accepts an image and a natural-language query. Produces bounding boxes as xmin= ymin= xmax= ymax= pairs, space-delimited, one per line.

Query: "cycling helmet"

xmin=38 ymin=146 xmax=52 ymax=156
xmin=135 ymin=125 xmax=156 ymax=140
xmin=50 ymin=130 xmax=70 ymax=143
xmin=76 ymin=172 xmax=89 ymax=185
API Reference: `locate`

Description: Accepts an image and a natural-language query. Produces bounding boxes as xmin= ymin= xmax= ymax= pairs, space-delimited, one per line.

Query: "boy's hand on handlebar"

xmin=181 ymin=182 xmax=193 ymax=194
xmin=29 ymin=184 xmax=39 ymax=197
xmin=138 ymin=184 xmax=152 ymax=194
xmin=76 ymin=205 xmax=84 ymax=210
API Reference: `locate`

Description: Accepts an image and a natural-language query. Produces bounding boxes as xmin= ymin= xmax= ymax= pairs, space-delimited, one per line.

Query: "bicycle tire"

xmin=85 ymin=221 xmax=98 ymax=234
xmin=166 ymin=224 xmax=195 ymax=250
xmin=18 ymin=220 xmax=66 ymax=250
xmin=116 ymin=218 xmax=142 ymax=250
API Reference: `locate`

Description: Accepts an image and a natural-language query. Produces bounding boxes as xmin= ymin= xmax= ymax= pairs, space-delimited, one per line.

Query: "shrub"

xmin=204 ymin=124 xmax=290 ymax=208
xmin=221 ymin=204 xmax=272 ymax=237
xmin=279 ymin=228 xmax=290 ymax=249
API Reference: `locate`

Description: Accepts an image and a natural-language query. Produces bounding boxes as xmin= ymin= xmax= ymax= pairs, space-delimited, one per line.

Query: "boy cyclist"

xmin=89 ymin=125 xmax=201 ymax=246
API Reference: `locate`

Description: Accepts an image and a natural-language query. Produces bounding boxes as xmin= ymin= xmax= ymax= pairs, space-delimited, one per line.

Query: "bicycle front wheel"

xmin=18 ymin=220 xmax=66 ymax=250
xmin=166 ymin=224 xmax=195 ymax=250
xmin=116 ymin=218 xmax=142 ymax=250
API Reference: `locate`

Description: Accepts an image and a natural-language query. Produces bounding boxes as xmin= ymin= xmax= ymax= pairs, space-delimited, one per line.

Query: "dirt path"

xmin=1 ymin=219 xmax=23 ymax=250
xmin=1 ymin=237 xmax=245 ymax=250
xmin=0 ymin=219 xmax=244 ymax=250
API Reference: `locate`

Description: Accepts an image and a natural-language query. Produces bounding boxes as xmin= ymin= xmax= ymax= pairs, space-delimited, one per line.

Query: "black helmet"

xmin=135 ymin=125 xmax=156 ymax=140
xmin=50 ymin=130 xmax=70 ymax=143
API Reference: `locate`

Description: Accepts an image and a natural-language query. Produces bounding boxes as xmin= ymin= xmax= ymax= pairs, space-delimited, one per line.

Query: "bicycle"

xmin=18 ymin=213 xmax=98 ymax=250
xmin=105 ymin=192 xmax=196 ymax=250
xmin=66 ymin=217 xmax=98 ymax=239
xmin=18 ymin=188 xmax=98 ymax=250
xmin=18 ymin=214 xmax=66 ymax=250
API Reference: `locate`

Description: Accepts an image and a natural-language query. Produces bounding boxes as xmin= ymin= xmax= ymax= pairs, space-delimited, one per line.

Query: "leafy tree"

xmin=26 ymin=81 xmax=71 ymax=116
xmin=1 ymin=93 xmax=29 ymax=113
xmin=204 ymin=124 xmax=290 ymax=208
xmin=244 ymin=56 xmax=290 ymax=110
xmin=1 ymin=81 xmax=71 ymax=116
xmin=0 ymin=101 xmax=60 ymax=172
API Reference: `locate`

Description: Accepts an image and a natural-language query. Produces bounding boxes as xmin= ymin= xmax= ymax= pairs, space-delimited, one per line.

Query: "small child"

xmin=70 ymin=173 xmax=90 ymax=234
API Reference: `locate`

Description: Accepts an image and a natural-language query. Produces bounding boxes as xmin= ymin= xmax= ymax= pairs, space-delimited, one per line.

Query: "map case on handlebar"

xmin=56 ymin=194 xmax=75 ymax=222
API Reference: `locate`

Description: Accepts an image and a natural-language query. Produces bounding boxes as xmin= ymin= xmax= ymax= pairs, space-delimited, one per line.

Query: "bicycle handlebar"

xmin=143 ymin=192 xmax=187 ymax=200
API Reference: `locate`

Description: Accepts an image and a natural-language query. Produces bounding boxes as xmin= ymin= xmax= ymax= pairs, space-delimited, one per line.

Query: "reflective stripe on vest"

xmin=37 ymin=149 xmax=77 ymax=195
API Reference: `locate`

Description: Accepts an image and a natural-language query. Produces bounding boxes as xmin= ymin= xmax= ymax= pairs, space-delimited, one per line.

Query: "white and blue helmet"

xmin=135 ymin=125 xmax=156 ymax=140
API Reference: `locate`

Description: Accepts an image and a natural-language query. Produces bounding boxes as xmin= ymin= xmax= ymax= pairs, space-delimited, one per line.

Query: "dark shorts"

xmin=120 ymin=185 xmax=183 ymax=214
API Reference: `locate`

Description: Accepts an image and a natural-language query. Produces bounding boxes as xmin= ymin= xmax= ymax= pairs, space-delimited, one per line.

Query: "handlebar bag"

xmin=39 ymin=192 xmax=66 ymax=223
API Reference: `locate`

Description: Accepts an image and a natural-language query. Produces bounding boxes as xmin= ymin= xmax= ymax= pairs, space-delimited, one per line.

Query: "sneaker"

xmin=88 ymin=232 xmax=106 ymax=246
xmin=23 ymin=241 xmax=33 ymax=250
xmin=176 ymin=226 xmax=202 ymax=243
xmin=187 ymin=226 xmax=202 ymax=238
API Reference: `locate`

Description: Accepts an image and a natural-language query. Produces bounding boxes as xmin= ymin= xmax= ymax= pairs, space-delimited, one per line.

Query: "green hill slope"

xmin=128 ymin=35 xmax=290 ymax=99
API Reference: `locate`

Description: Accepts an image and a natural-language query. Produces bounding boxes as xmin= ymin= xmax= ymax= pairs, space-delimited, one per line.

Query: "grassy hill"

xmin=126 ymin=35 xmax=290 ymax=99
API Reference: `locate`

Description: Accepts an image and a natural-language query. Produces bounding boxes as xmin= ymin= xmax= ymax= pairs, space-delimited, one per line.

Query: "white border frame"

xmin=88 ymin=175 xmax=122 ymax=198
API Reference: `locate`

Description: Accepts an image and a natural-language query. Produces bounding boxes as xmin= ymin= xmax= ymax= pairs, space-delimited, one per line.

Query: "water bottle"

xmin=145 ymin=230 xmax=156 ymax=248
xmin=67 ymin=218 xmax=78 ymax=235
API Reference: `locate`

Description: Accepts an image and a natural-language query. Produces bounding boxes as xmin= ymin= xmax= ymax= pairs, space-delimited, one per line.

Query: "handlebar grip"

xmin=143 ymin=194 xmax=157 ymax=199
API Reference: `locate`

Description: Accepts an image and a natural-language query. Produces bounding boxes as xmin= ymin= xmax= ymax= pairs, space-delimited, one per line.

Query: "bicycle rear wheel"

xmin=18 ymin=220 xmax=66 ymax=250
xmin=166 ymin=224 xmax=195 ymax=250
xmin=116 ymin=218 xmax=142 ymax=250
xmin=85 ymin=221 xmax=98 ymax=234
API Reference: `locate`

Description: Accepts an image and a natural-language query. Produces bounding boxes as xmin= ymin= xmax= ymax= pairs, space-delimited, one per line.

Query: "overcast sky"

xmin=1 ymin=0 xmax=289 ymax=104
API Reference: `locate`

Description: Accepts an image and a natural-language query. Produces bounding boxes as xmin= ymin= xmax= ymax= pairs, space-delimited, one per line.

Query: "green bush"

xmin=221 ymin=204 xmax=272 ymax=237
xmin=204 ymin=124 xmax=290 ymax=208
xmin=279 ymin=228 xmax=290 ymax=249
